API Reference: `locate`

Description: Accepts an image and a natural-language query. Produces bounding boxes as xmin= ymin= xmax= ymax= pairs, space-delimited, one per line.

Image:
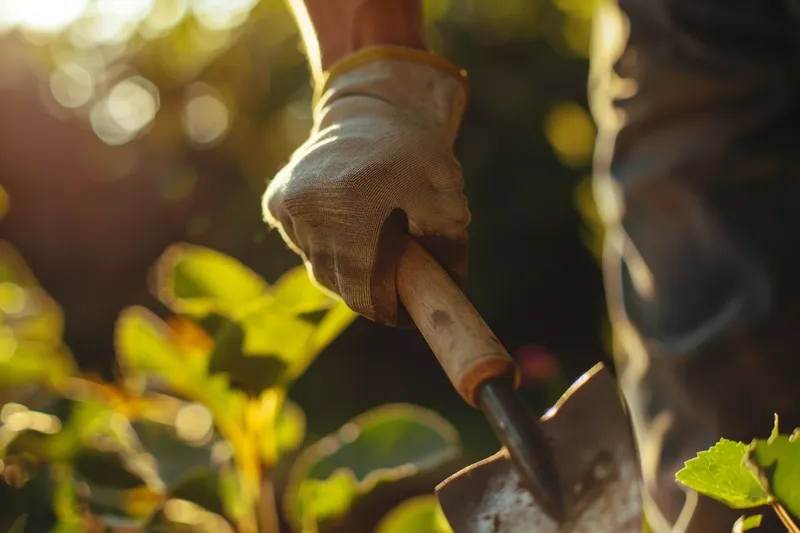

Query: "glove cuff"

xmin=314 ymin=46 xmax=470 ymax=145
xmin=319 ymin=45 xmax=469 ymax=99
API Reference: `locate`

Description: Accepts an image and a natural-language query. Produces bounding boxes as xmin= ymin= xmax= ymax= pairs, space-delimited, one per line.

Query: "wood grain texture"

xmin=396 ymin=238 xmax=520 ymax=406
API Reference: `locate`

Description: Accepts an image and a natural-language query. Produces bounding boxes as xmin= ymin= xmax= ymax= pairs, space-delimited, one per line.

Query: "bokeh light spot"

xmin=516 ymin=343 xmax=561 ymax=385
xmin=191 ymin=0 xmax=259 ymax=31
xmin=182 ymin=87 xmax=229 ymax=147
xmin=71 ymin=0 xmax=155 ymax=44
xmin=211 ymin=441 xmax=232 ymax=464
xmin=544 ymin=102 xmax=596 ymax=168
xmin=4 ymin=0 xmax=88 ymax=33
xmin=141 ymin=0 xmax=188 ymax=37
xmin=91 ymin=76 xmax=159 ymax=145
xmin=175 ymin=402 xmax=213 ymax=444
xmin=50 ymin=62 xmax=94 ymax=109
xmin=0 ymin=282 xmax=26 ymax=314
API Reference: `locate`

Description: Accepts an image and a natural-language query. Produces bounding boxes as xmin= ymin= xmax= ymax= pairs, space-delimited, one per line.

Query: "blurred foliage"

xmin=0 ymin=238 xmax=462 ymax=532
xmin=374 ymin=495 xmax=453 ymax=533
xmin=285 ymin=404 xmax=460 ymax=531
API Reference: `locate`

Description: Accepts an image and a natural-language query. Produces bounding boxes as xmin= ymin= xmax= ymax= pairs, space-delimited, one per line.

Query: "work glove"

xmin=263 ymin=46 xmax=471 ymax=326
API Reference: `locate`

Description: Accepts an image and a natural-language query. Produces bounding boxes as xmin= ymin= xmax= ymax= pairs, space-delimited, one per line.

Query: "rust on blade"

xmin=435 ymin=363 xmax=643 ymax=533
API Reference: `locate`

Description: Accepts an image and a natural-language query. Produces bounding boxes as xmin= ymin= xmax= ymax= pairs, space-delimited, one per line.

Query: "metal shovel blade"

xmin=435 ymin=363 xmax=643 ymax=533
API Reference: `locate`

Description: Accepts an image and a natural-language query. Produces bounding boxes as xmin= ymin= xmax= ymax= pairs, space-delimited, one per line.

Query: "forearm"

xmin=288 ymin=0 xmax=427 ymax=84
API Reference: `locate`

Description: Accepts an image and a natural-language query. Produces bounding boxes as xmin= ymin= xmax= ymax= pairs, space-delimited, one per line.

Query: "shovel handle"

xmin=397 ymin=238 xmax=521 ymax=407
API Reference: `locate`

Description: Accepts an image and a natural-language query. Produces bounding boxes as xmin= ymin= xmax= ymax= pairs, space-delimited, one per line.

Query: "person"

xmin=263 ymin=1 xmax=800 ymax=531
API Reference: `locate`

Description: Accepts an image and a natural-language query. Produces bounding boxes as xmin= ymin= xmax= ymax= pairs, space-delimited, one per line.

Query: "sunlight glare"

xmin=0 ymin=1 xmax=17 ymax=33
xmin=191 ymin=0 xmax=259 ymax=31
xmin=50 ymin=62 xmax=95 ymax=109
xmin=4 ymin=0 xmax=88 ymax=33
xmin=91 ymin=76 xmax=159 ymax=145
xmin=141 ymin=0 xmax=188 ymax=37
xmin=182 ymin=85 xmax=229 ymax=147
xmin=175 ymin=403 xmax=213 ymax=444
xmin=72 ymin=0 xmax=155 ymax=44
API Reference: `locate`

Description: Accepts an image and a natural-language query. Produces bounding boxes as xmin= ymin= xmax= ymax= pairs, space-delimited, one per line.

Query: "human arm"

xmin=263 ymin=1 xmax=470 ymax=326
xmin=589 ymin=1 xmax=798 ymax=531
xmin=287 ymin=0 xmax=427 ymax=83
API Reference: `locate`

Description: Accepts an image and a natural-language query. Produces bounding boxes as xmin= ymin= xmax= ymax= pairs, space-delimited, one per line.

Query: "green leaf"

xmin=5 ymin=514 xmax=28 ymax=533
xmin=204 ymin=297 xmax=353 ymax=395
xmin=293 ymin=301 xmax=356 ymax=378
xmin=732 ymin=514 xmax=763 ymax=532
xmin=0 ymin=242 xmax=65 ymax=344
xmin=286 ymin=404 xmax=460 ymax=529
xmin=744 ymin=417 xmax=800 ymax=520
xmin=240 ymin=306 xmax=316 ymax=366
xmin=205 ymin=314 xmax=289 ymax=396
xmin=0 ymin=242 xmax=37 ymax=286
xmin=271 ymin=266 xmax=335 ymax=314
xmin=73 ymin=447 xmax=148 ymax=489
xmin=153 ymin=244 xmax=268 ymax=318
xmin=2 ymin=286 xmax=65 ymax=343
xmin=132 ymin=420 xmax=218 ymax=488
xmin=675 ymin=439 xmax=770 ymax=509
xmin=50 ymin=464 xmax=83 ymax=531
xmin=296 ymin=469 xmax=358 ymax=527
xmin=0 ymin=338 xmax=76 ymax=390
xmin=71 ymin=407 xmax=164 ymax=492
xmin=275 ymin=398 xmax=306 ymax=454
xmin=375 ymin=495 xmax=453 ymax=533
xmin=115 ymin=307 xmax=245 ymax=423
xmin=145 ymin=500 xmax=234 ymax=533
xmin=83 ymin=485 xmax=146 ymax=528
xmin=116 ymin=306 xmax=205 ymax=385
xmin=169 ymin=469 xmax=224 ymax=517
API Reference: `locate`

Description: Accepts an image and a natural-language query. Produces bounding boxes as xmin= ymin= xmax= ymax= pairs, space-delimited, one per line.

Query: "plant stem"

xmin=772 ymin=502 xmax=800 ymax=533
xmin=257 ymin=473 xmax=280 ymax=533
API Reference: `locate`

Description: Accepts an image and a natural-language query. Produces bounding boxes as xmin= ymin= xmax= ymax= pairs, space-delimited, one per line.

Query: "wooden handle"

xmin=396 ymin=238 xmax=520 ymax=407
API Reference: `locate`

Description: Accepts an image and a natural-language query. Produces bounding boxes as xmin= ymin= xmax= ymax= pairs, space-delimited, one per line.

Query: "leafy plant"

xmin=0 ymin=240 xmax=460 ymax=533
xmin=676 ymin=415 xmax=800 ymax=532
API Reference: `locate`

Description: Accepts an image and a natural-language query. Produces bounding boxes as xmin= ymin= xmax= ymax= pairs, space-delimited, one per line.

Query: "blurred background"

xmin=0 ymin=0 xmax=607 ymax=526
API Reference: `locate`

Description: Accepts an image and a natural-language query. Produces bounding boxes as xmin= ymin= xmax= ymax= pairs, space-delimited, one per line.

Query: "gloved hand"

xmin=263 ymin=46 xmax=471 ymax=326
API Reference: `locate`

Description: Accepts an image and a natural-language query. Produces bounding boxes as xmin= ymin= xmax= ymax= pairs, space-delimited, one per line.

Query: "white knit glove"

xmin=263 ymin=46 xmax=471 ymax=325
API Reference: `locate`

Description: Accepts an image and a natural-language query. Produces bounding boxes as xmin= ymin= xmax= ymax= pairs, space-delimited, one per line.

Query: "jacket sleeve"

xmin=588 ymin=0 xmax=799 ymax=353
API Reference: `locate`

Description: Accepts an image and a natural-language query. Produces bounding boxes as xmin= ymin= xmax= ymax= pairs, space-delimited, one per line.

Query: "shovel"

xmin=396 ymin=238 xmax=643 ymax=532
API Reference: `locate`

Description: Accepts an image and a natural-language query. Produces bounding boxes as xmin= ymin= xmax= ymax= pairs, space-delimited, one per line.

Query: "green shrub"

xmin=0 ymin=241 xmax=457 ymax=533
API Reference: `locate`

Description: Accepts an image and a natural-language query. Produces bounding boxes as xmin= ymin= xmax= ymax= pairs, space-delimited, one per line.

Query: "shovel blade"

xmin=436 ymin=363 xmax=643 ymax=533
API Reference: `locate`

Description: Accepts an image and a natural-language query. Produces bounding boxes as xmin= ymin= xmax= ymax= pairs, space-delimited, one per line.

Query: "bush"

xmin=0 ymin=241 xmax=459 ymax=533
